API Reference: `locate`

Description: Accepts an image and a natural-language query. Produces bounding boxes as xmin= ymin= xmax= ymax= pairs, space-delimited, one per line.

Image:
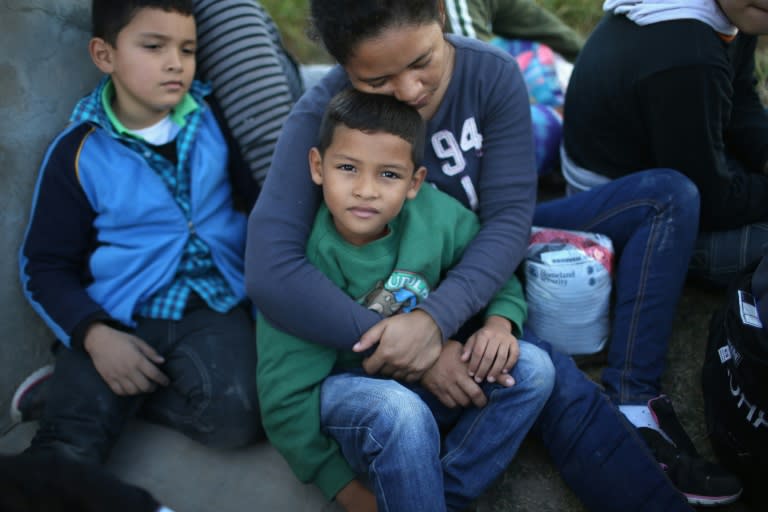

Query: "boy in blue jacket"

xmin=18 ymin=0 xmax=261 ymax=464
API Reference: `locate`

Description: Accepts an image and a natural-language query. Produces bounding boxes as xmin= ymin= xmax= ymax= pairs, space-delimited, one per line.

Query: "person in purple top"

xmin=245 ymin=0 xmax=715 ymax=508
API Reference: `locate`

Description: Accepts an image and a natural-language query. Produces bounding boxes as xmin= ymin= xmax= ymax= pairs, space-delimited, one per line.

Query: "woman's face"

xmin=343 ymin=21 xmax=454 ymax=120
xmin=717 ymin=0 xmax=768 ymax=34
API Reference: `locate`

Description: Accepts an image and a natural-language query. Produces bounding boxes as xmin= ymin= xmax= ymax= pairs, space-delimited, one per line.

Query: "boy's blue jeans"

xmin=28 ymin=299 xmax=262 ymax=464
xmin=320 ymin=341 xmax=555 ymax=512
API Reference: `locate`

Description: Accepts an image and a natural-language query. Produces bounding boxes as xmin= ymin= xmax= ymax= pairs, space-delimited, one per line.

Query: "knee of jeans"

xmin=186 ymin=379 xmax=262 ymax=448
xmin=514 ymin=341 xmax=556 ymax=397
xmin=184 ymin=384 xmax=262 ymax=448
xmin=642 ymin=169 xmax=700 ymax=219
xmin=534 ymin=349 xmax=605 ymax=430
xmin=370 ymin=387 xmax=439 ymax=447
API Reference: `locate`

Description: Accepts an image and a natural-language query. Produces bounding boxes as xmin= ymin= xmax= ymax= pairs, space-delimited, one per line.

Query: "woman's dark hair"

xmin=317 ymin=88 xmax=426 ymax=167
xmin=92 ymin=0 xmax=194 ymax=45
xmin=309 ymin=0 xmax=441 ymax=64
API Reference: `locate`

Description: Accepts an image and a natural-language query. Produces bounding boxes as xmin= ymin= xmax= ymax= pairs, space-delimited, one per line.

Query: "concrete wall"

xmin=0 ymin=0 xmax=100 ymax=412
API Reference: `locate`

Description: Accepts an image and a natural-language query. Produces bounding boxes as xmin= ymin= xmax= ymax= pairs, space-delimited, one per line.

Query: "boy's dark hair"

xmin=92 ymin=0 xmax=195 ymax=45
xmin=317 ymin=88 xmax=426 ymax=168
xmin=309 ymin=0 xmax=441 ymax=65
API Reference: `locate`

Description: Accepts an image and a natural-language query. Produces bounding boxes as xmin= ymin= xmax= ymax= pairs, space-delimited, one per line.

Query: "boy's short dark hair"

xmin=92 ymin=0 xmax=195 ymax=45
xmin=317 ymin=89 xmax=426 ymax=168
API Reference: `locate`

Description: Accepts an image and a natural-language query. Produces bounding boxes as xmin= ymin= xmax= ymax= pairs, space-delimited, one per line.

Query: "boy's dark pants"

xmin=28 ymin=300 xmax=262 ymax=464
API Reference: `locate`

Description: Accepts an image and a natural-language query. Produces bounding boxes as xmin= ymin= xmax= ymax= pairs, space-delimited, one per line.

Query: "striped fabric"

xmin=193 ymin=1 xmax=303 ymax=187
xmin=445 ymin=0 xmax=480 ymax=39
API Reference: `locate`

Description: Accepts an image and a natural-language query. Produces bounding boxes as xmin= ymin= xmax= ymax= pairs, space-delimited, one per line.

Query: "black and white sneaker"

xmin=9 ymin=364 xmax=54 ymax=424
xmin=639 ymin=427 xmax=742 ymax=506
xmin=639 ymin=395 xmax=742 ymax=506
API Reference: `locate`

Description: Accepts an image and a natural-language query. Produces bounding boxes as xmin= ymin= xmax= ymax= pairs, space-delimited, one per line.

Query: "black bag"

xmin=703 ymin=257 xmax=768 ymax=503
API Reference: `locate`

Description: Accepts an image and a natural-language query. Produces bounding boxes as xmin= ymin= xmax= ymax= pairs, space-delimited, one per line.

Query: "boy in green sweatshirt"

xmin=255 ymin=88 xmax=554 ymax=512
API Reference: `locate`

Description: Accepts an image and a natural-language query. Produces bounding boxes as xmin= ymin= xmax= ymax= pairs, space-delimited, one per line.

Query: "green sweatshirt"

xmin=444 ymin=0 xmax=584 ymax=61
xmin=256 ymin=185 xmax=527 ymax=500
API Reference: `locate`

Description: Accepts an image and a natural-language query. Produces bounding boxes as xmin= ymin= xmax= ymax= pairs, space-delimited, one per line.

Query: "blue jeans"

xmin=689 ymin=157 xmax=768 ymax=286
xmin=320 ymin=341 xmax=554 ymax=512
xmin=691 ymin=223 xmax=768 ymax=287
xmin=534 ymin=168 xmax=700 ymax=404
xmin=29 ymin=300 xmax=262 ymax=464
xmin=525 ymin=337 xmax=693 ymax=511
xmin=530 ymin=169 xmax=699 ymax=511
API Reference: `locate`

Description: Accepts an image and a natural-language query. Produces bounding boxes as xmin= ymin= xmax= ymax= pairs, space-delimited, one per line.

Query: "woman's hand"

xmin=353 ymin=310 xmax=442 ymax=382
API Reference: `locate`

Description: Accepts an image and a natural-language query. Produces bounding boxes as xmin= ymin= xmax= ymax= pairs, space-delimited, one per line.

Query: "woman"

xmin=246 ymin=0 xmax=703 ymax=509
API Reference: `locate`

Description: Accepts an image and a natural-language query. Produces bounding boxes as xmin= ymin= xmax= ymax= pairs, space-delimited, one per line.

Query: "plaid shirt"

xmin=71 ymin=77 xmax=240 ymax=320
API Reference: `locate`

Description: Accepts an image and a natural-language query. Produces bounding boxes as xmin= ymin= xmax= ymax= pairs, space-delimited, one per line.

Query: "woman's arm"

xmin=357 ymin=47 xmax=536 ymax=379
xmin=416 ymin=46 xmax=537 ymax=342
xmin=245 ymin=68 xmax=381 ymax=349
xmin=193 ymin=0 xmax=303 ymax=187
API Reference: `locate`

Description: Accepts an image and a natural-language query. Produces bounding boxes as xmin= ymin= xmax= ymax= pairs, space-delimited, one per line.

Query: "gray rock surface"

xmin=0 ymin=0 xmax=99 ymax=414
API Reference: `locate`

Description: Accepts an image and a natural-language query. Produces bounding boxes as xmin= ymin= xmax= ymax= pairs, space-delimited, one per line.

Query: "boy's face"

xmin=90 ymin=8 xmax=196 ymax=129
xmin=309 ymin=125 xmax=427 ymax=246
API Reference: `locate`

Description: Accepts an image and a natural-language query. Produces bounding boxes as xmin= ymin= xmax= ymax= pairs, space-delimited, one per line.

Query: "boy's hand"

xmin=335 ymin=479 xmax=377 ymax=512
xmin=421 ymin=340 xmax=486 ymax=408
xmin=354 ymin=310 xmax=441 ymax=382
xmin=84 ymin=323 xmax=170 ymax=396
xmin=461 ymin=316 xmax=519 ymax=387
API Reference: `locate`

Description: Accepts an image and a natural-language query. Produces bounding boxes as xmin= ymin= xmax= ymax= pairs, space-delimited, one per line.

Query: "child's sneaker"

xmin=640 ymin=395 xmax=742 ymax=506
xmin=9 ymin=364 xmax=54 ymax=424
xmin=647 ymin=395 xmax=699 ymax=455
xmin=638 ymin=427 xmax=742 ymax=506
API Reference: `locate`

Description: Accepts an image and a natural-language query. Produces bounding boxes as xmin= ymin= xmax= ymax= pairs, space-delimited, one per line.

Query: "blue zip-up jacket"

xmin=20 ymin=81 xmax=247 ymax=349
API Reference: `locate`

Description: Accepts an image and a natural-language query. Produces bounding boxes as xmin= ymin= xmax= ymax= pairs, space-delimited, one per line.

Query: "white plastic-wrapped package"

xmin=524 ymin=227 xmax=614 ymax=355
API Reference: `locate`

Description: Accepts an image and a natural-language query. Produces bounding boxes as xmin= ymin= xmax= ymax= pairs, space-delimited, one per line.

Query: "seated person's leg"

xmin=534 ymin=169 xmax=700 ymax=406
xmin=27 ymin=343 xmax=141 ymax=465
xmin=691 ymin=223 xmax=768 ymax=287
xmin=320 ymin=373 xmax=445 ymax=511
xmin=139 ymin=301 xmax=261 ymax=448
xmin=690 ymin=158 xmax=768 ymax=287
xmin=435 ymin=340 xmax=555 ymax=511
xmin=533 ymin=171 xmax=741 ymax=505
xmin=523 ymin=332 xmax=692 ymax=512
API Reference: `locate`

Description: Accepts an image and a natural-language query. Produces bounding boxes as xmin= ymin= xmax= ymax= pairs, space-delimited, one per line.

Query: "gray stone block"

xmin=1 ymin=0 xmax=100 ymax=413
